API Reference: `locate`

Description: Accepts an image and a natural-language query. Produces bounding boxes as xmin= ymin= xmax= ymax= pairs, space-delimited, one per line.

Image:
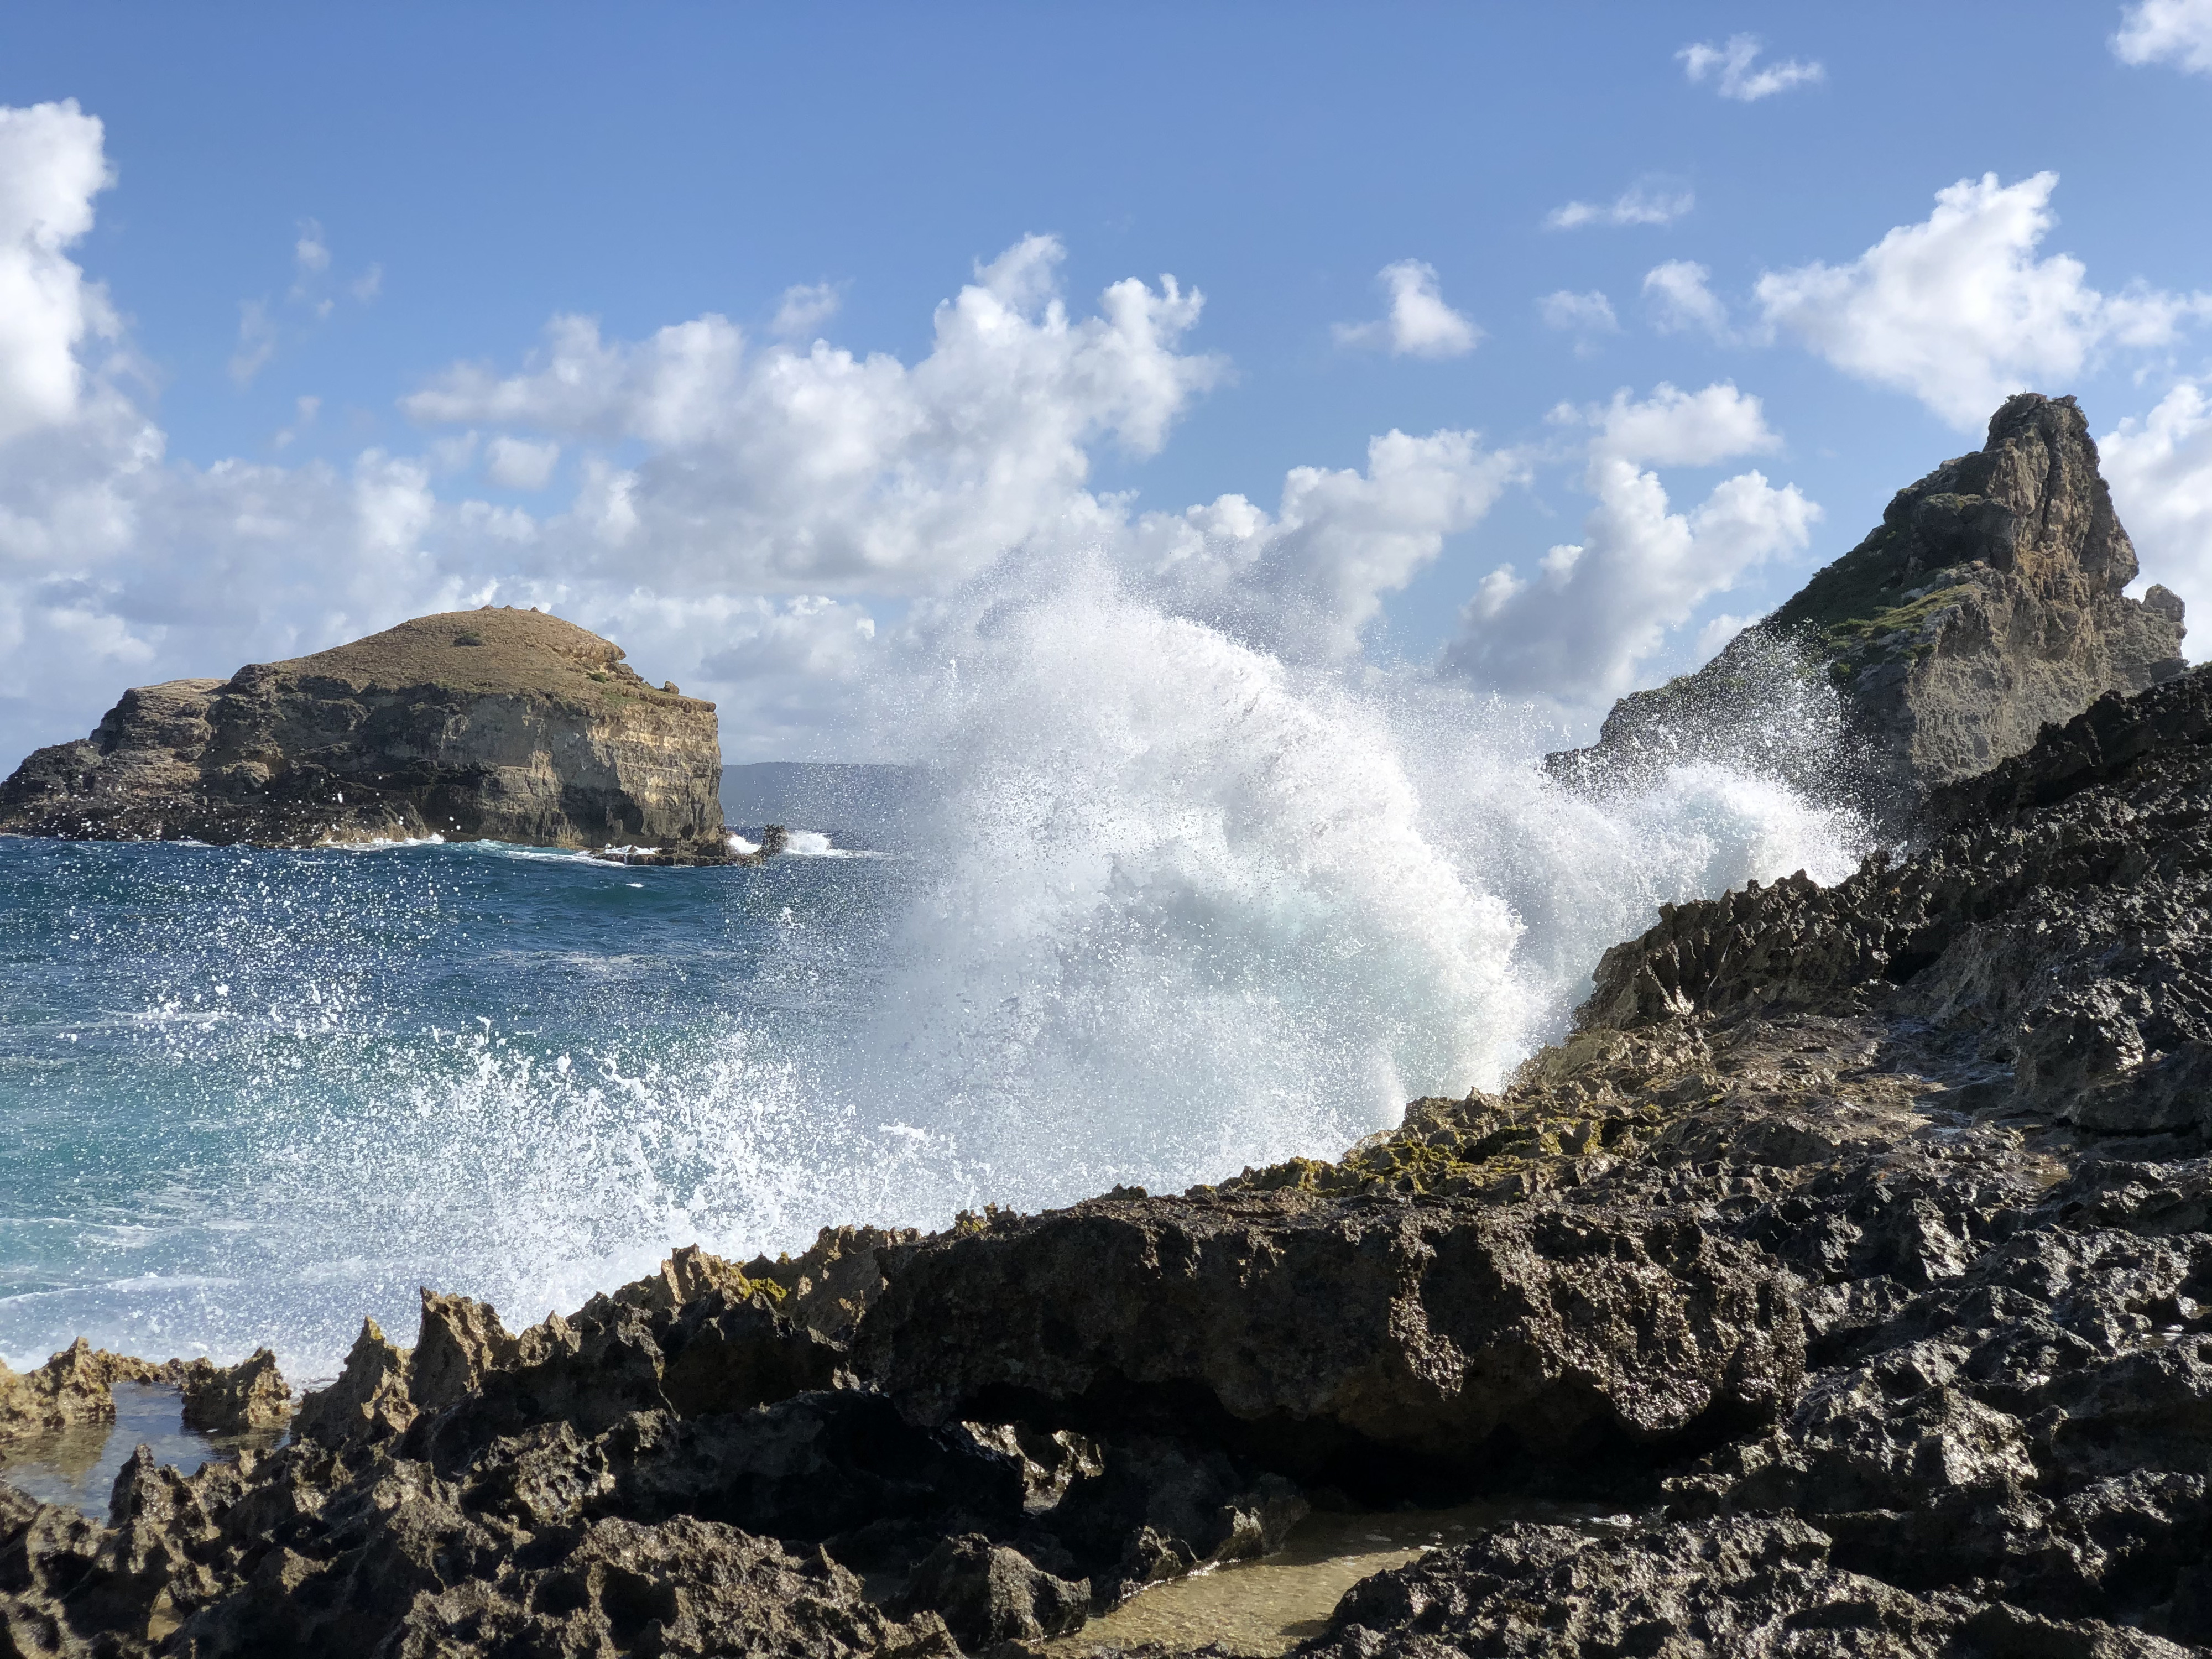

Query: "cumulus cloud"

xmin=1129 ymin=429 xmax=1528 ymax=662
xmin=1678 ymin=35 xmax=1825 ymax=101
xmin=1545 ymin=183 xmax=1693 ymax=231
xmin=2103 ymin=382 xmax=2212 ymax=649
xmin=1644 ymin=260 xmax=1734 ymax=341
xmin=403 ymin=234 xmax=1227 ymax=591
xmin=1580 ymin=380 xmax=1781 ymax=467
xmin=1757 ymin=171 xmax=2212 ymax=429
xmin=2114 ymin=0 xmax=2212 ymax=71
xmin=1445 ymin=383 xmax=1814 ymax=702
xmin=484 ymin=434 xmax=559 ymax=491
xmin=1333 ymin=260 xmax=1481 ymax=359
xmin=0 ymin=100 xmax=113 ymax=444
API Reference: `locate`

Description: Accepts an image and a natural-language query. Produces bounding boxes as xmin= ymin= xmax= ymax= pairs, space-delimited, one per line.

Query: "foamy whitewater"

xmin=0 ymin=567 xmax=1870 ymax=1381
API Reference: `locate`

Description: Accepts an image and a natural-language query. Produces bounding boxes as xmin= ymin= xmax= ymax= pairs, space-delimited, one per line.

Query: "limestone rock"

xmin=889 ymin=1533 xmax=1089 ymax=1648
xmin=0 ymin=607 xmax=729 ymax=851
xmin=1552 ymin=393 xmax=2187 ymax=821
xmin=177 ymin=1348 xmax=291 ymax=1436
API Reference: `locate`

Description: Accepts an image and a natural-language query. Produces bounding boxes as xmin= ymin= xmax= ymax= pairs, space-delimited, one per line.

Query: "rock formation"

xmin=0 ymin=608 xmax=731 ymax=855
xmin=1552 ymin=393 xmax=2188 ymax=823
xmin=14 ymin=629 xmax=2212 ymax=1651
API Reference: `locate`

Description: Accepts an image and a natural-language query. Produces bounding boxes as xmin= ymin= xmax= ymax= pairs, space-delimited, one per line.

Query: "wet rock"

xmin=294 ymin=1317 xmax=415 ymax=1448
xmin=891 ymin=1533 xmax=1088 ymax=1648
xmin=178 ymin=1348 xmax=291 ymax=1436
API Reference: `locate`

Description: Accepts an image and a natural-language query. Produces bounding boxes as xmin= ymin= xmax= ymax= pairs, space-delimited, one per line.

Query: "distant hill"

xmin=1 ymin=608 xmax=727 ymax=851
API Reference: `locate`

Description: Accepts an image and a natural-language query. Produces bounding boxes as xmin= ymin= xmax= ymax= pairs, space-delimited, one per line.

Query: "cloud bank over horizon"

xmin=3 ymin=62 xmax=2212 ymax=769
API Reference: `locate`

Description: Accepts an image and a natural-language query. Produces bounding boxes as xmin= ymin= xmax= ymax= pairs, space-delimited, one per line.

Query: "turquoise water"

xmin=0 ymin=834 xmax=908 ymax=1380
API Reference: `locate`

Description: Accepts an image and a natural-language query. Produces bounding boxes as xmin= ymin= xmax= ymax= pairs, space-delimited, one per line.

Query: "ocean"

xmin=2 ymin=679 xmax=1870 ymax=1387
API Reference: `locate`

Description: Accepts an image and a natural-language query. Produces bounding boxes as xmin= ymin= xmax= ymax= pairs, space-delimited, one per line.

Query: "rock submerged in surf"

xmin=0 ymin=606 xmax=737 ymax=857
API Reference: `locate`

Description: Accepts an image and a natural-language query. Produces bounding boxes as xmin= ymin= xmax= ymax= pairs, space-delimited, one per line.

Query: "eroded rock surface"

xmin=0 ymin=607 xmax=731 ymax=853
xmin=1552 ymin=393 xmax=2187 ymax=822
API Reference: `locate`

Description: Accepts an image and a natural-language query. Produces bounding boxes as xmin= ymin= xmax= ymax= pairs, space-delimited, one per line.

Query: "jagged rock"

xmin=890 ymin=1533 xmax=1089 ymax=1648
xmin=389 ymin=1516 xmax=959 ymax=1659
xmin=294 ymin=1317 xmax=416 ymax=1448
xmin=855 ymin=1190 xmax=1806 ymax=1484
xmin=1552 ymin=393 xmax=2186 ymax=821
xmin=1578 ymin=663 xmax=2212 ymax=1142
xmin=176 ymin=1348 xmax=292 ymax=1436
xmin=0 ymin=607 xmax=731 ymax=851
xmin=1305 ymin=1517 xmax=2195 ymax=1658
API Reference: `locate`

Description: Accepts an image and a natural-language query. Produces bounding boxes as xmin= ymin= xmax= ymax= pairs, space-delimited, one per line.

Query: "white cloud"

xmin=2114 ymin=0 xmax=2212 ymax=71
xmin=1579 ymin=380 xmax=1781 ymax=467
xmin=1545 ymin=184 xmax=1693 ymax=231
xmin=294 ymin=219 xmax=330 ymax=276
xmin=352 ymin=264 xmax=383 ymax=304
xmin=1130 ymin=429 xmax=1528 ymax=662
xmin=0 ymin=100 xmax=113 ymax=444
xmin=771 ymin=281 xmax=842 ymax=338
xmin=1644 ymin=260 xmax=1734 ymax=341
xmin=1446 ymin=384 xmax=1813 ymax=701
xmin=484 ymin=434 xmax=560 ymax=491
xmin=2102 ymin=381 xmax=2212 ymax=649
xmin=1678 ymin=35 xmax=1825 ymax=101
xmin=1537 ymin=290 xmax=1619 ymax=354
xmin=1538 ymin=291 xmax=1618 ymax=333
xmin=403 ymin=234 xmax=1226 ymax=590
xmin=1333 ymin=260 xmax=1481 ymax=359
xmin=0 ymin=181 xmax=1255 ymax=761
xmin=1756 ymin=172 xmax=2212 ymax=429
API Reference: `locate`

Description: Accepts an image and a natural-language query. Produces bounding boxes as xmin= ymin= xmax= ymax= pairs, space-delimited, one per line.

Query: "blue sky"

xmin=3 ymin=2 xmax=2212 ymax=760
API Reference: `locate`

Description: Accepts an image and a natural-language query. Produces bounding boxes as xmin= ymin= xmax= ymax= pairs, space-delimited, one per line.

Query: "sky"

xmin=3 ymin=2 xmax=2212 ymax=763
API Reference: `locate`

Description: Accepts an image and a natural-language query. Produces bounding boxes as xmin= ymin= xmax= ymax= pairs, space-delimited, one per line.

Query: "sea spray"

xmin=0 ymin=571 xmax=1869 ymax=1378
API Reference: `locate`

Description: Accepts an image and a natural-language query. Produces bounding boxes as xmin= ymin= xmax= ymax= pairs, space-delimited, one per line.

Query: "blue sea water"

xmin=0 ymin=833 xmax=914 ymax=1381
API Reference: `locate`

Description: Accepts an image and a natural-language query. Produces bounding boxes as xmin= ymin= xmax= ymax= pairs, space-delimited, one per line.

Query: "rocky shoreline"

xmin=8 ymin=395 xmax=2212 ymax=1657
xmin=7 ymin=661 xmax=2212 ymax=1655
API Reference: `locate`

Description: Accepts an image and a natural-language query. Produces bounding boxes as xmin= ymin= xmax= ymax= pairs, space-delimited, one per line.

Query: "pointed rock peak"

xmin=1553 ymin=392 xmax=2188 ymax=822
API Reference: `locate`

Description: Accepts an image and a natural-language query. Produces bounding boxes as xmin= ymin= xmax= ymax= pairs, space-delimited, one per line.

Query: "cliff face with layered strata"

xmin=1552 ymin=393 xmax=2188 ymax=820
xmin=0 ymin=608 xmax=728 ymax=852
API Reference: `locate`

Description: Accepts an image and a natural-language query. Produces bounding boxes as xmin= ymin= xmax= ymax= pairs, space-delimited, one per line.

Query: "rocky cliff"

xmin=0 ymin=608 xmax=729 ymax=853
xmin=1552 ymin=393 xmax=2188 ymax=823
xmin=12 ymin=666 xmax=2212 ymax=1653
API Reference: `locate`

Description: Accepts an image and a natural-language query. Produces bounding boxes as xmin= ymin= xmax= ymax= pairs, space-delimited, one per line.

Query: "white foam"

xmin=9 ymin=557 xmax=1871 ymax=1380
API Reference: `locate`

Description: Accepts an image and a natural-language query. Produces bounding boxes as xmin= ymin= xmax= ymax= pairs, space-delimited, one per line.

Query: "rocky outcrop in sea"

xmin=1551 ymin=393 xmax=2188 ymax=823
xmin=7 ymin=396 xmax=2212 ymax=1656
xmin=0 ymin=608 xmax=732 ymax=856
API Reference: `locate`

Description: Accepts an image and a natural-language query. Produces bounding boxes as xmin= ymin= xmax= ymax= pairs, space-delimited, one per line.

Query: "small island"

xmin=0 ymin=607 xmax=749 ymax=863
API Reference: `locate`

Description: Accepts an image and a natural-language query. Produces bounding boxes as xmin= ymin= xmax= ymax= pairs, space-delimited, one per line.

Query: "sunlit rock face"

xmin=1554 ymin=392 xmax=2188 ymax=825
xmin=0 ymin=606 xmax=728 ymax=852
